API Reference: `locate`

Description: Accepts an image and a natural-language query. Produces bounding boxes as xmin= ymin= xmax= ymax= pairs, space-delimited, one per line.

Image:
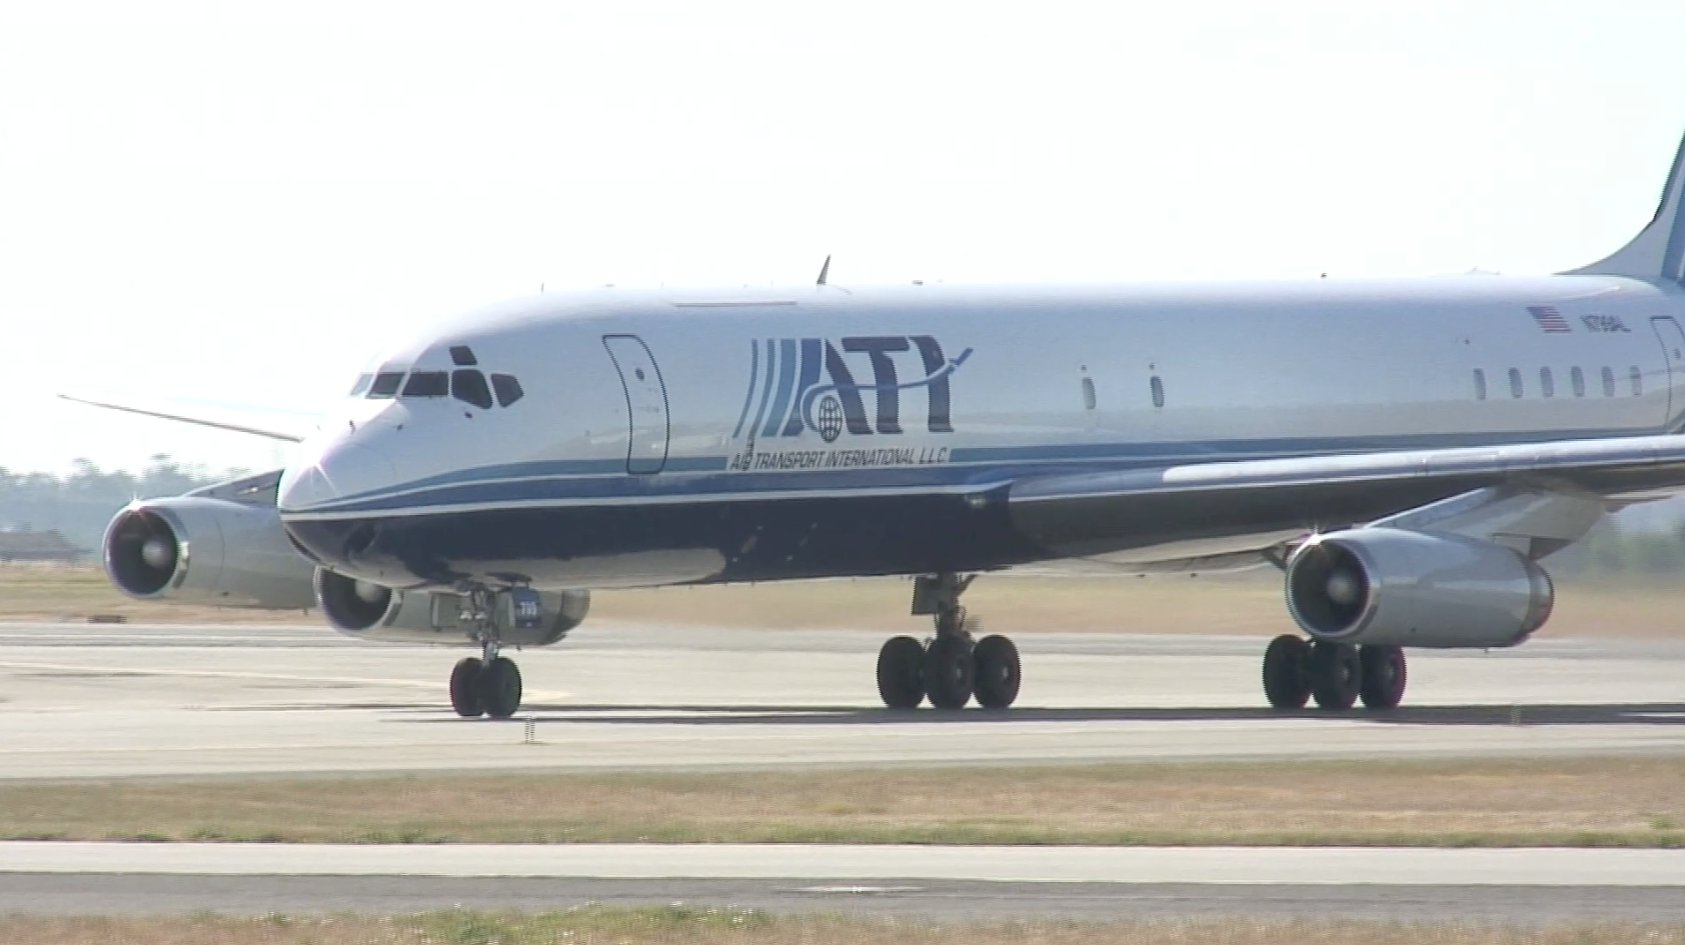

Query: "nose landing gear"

xmin=448 ymin=643 xmax=526 ymax=719
xmin=447 ymin=588 xmax=525 ymax=719
xmin=875 ymin=573 xmax=1022 ymax=710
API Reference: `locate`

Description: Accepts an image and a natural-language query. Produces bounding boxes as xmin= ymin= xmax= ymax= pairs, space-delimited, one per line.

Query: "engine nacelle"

xmin=1285 ymin=528 xmax=1553 ymax=648
xmin=314 ymin=569 xmax=589 ymax=646
xmin=103 ymin=496 xmax=317 ymax=609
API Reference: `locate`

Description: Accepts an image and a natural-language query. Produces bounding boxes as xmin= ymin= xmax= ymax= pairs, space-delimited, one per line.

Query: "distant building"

xmin=0 ymin=529 xmax=85 ymax=564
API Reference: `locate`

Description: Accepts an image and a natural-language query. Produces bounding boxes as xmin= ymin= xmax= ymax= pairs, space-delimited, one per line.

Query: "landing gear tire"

xmin=449 ymin=657 xmax=484 ymax=717
xmin=972 ymin=634 xmax=1021 ymax=709
xmin=1261 ymin=635 xmax=1311 ymax=710
xmin=1309 ymin=641 xmax=1361 ymax=711
xmin=924 ymin=635 xmax=975 ymax=710
xmin=877 ymin=635 xmax=927 ymax=709
xmin=1359 ymin=644 xmax=1407 ymax=710
xmin=476 ymin=656 xmax=523 ymax=719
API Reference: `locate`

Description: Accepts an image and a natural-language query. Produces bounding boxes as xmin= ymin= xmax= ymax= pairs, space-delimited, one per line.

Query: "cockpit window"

xmin=402 ymin=371 xmax=449 ymax=398
xmin=349 ymin=374 xmax=374 ymax=397
xmin=368 ymin=372 xmax=405 ymax=398
xmin=491 ymin=373 xmax=524 ymax=407
xmin=451 ymin=369 xmax=494 ymax=410
xmin=450 ymin=345 xmax=478 ymax=366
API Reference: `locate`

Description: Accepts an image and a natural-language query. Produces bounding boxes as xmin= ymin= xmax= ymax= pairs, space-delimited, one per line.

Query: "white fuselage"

xmin=277 ymin=274 xmax=1685 ymax=590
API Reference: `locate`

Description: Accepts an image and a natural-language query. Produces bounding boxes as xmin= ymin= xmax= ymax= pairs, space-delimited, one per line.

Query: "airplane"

xmin=80 ymin=121 xmax=1685 ymax=720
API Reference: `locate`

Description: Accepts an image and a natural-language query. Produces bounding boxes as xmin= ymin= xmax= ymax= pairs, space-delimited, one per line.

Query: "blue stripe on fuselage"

xmin=730 ymin=339 xmax=760 ymax=439
xmin=761 ymin=338 xmax=799 ymax=438
xmin=279 ymin=426 xmax=1653 ymax=518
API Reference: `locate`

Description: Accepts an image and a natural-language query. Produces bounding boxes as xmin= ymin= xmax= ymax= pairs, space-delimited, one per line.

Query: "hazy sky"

xmin=4 ymin=1 xmax=1684 ymax=475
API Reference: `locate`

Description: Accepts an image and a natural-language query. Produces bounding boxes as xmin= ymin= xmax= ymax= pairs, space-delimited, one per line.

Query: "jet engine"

xmin=103 ymin=475 xmax=317 ymax=609
xmin=1285 ymin=528 xmax=1553 ymax=648
xmin=314 ymin=568 xmax=589 ymax=646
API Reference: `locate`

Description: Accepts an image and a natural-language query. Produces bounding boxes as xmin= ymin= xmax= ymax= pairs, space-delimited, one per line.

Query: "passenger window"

xmin=1472 ymin=369 xmax=1486 ymax=401
xmin=1539 ymin=367 xmax=1554 ymax=399
xmin=1150 ymin=375 xmax=1165 ymax=409
xmin=491 ymin=373 xmax=524 ymax=407
xmin=1631 ymin=366 xmax=1643 ymax=397
xmin=1570 ymin=366 xmax=1585 ymax=398
xmin=1080 ymin=376 xmax=1096 ymax=411
xmin=402 ymin=371 xmax=449 ymax=397
xmin=451 ymin=369 xmax=494 ymax=410
xmin=368 ymin=372 xmax=405 ymax=399
xmin=348 ymin=374 xmax=373 ymax=397
xmin=1508 ymin=368 xmax=1523 ymax=399
xmin=1602 ymin=366 xmax=1616 ymax=397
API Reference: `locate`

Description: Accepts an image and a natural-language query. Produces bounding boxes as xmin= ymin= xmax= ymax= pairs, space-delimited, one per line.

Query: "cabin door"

xmin=1650 ymin=317 xmax=1685 ymax=428
xmin=602 ymin=335 xmax=671 ymax=474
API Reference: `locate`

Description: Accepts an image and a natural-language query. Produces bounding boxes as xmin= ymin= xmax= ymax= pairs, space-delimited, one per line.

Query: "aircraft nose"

xmin=278 ymin=442 xmax=398 ymax=512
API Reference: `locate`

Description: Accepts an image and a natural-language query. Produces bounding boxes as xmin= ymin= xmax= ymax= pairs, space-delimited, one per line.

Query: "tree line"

xmin=0 ymin=456 xmax=242 ymax=554
xmin=2 ymin=457 xmax=1685 ymax=576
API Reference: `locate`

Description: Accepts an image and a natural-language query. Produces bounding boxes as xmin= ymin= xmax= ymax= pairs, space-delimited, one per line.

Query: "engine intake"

xmin=103 ymin=497 xmax=316 ymax=609
xmin=314 ymin=569 xmax=589 ymax=646
xmin=1285 ymin=528 xmax=1553 ymax=648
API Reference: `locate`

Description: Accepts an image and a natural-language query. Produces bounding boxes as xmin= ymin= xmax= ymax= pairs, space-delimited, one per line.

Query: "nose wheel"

xmin=447 ymin=587 xmax=526 ymax=719
xmin=447 ymin=652 xmax=525 ymax=719
xmin=449 ymin=657 xmax=485 ymax=717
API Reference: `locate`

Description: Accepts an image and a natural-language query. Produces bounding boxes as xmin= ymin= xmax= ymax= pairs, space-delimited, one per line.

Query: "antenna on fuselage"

xmin=816 ymin=255 xmax=832 ymax=286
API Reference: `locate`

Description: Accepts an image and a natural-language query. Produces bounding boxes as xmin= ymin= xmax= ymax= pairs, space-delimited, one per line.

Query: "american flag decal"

xmin=1527 ymin=305 xmax=1573 ymax=333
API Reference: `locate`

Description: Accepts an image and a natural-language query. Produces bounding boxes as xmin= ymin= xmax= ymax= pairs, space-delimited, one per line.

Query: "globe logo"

xmin=815 ymin=395 xmax=845 ymax=442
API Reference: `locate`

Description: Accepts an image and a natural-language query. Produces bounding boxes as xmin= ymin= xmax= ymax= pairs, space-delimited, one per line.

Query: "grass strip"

xmin=3 ymin=908 xmax=1683 ymax=945
xmin=3 ymin=757 xmax=1683 ymax=846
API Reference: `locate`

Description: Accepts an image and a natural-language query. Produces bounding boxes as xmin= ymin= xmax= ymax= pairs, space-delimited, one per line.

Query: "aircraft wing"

xmin=58 ymin=393 xmax=314 ymax=443
xmin=1006 ymin=433 xmax=1685 ymax=561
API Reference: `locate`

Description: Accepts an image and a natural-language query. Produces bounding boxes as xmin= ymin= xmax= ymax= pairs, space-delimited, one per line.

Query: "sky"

xmin=3 ymin=1 xmax=1685 ymax=475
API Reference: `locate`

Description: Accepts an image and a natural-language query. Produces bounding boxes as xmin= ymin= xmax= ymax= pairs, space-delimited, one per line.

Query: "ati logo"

xmin=732 ymin=336 xmax=972 ymax=444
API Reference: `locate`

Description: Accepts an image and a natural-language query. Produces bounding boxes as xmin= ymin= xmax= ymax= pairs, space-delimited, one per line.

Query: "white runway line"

xmin=2 ymin=842 xmax=1684 ymax=886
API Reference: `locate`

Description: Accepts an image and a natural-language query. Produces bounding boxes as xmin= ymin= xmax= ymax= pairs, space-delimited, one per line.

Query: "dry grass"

xmin=0 ymin=565 xmax=307 ymax=624
xmin=2 ymin=909 xmax=1682 ymax=945
xmin=3 ymin=564 xmax=1683 ymax=638
xmin=590 ymin=573 xmax=1685 ymax=639
xmin=3 ymin=757 xmax=1684 ymax=847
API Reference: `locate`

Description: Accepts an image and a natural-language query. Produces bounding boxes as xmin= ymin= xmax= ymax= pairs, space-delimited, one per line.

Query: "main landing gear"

xmin=1261 ymin=635 xmax=1407 ymax=711
xmin=448 ymin=588 xmax=525 ymax=719
xmin=876 ymin=573 xmax=1022 ymax=710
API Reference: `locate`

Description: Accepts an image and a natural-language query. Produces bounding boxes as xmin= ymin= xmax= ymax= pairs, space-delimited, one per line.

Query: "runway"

xmin=1 ymin=622 xmax=1684 ymax=779
xmin=2 ymin=843 xmax=1683 ymax=920
xmin=3 ymin=622 xmax=1685 ymax=920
